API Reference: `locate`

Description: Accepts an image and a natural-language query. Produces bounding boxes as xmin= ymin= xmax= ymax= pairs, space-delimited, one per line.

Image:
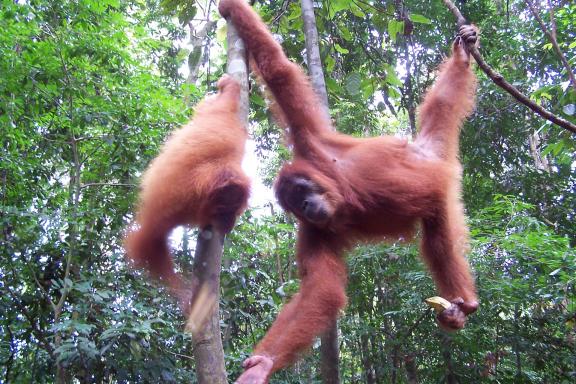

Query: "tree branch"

xmin=80 ymin=182 xmax=136 ymax=189
xmin=441 ymin=0 xmax=576 ymax=134
xmin=525 ymin=0 xmax=576 ymax=91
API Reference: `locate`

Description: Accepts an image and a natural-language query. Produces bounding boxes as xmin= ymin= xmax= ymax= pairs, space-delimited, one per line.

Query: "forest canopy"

xmin=1 ymin=0 xmax=574 ymax=382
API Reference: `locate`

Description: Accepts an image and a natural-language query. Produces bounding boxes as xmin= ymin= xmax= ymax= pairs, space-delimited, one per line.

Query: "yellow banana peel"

xmin=425 ymin=296 xmax=452 ymax=313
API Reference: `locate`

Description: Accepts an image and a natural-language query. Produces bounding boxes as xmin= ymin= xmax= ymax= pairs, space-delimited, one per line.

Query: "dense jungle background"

xmin=1 ymin=0 xmax=574 ymax=382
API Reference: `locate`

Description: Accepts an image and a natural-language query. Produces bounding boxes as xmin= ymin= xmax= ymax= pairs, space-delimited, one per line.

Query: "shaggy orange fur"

xmin=124 ymin=75 xmax=250 ymax=292
xmin=221 ymin=1 xmax=480 ymax=382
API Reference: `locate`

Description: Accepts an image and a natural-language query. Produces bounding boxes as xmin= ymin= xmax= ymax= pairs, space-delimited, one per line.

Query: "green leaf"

xmin=334 ymin=43 xmax=349 ymax=54
xmin=361 ymin=78 xmax=375 ymax=99
xmin=409 ymin=14 xmax=431 ymax=24
xmin=286 ymin=4 xmax=302 ymax=20
xmin=328 ymin=0 xmax=351 ymax=19
xmin=178 ymin=5 xmax=197 ymax=26
xmin=345 ymin=72 xmax=362 ymax=95
xmin=372 ymin=14 xmax=387 ymax=33
xmin=325 ymin=77 xmax=341 ymax=93
xmin=339 ymin=25 xmax=353 ymax=41
xmin=250 ymin=93 xmax=266 ymax=107
xmin=384 ymin=65 xmax=403 ymax=87
xmin=350 ymin=4 xmax=366 ymax=18
xmin=325 ymin=54 xmax=336 ymax=73
xmin=387 ymin=20 xmax=404 ymax=43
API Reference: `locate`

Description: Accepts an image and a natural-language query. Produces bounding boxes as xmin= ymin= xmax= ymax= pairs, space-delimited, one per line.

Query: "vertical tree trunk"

xmin=441 ymin=334 xmax=457 ymax=384
xmin=185 ymin=10 xmax=228 ymax=382
xmin=528 ymin=130 xmax=551 ymax=172
xmin=186 ymin=21 xmax=216 ymax=86
xmin=301 ymin=0 xmax=329 ymax=112
xmin=513 ymin=304 xmax=523 ymax=379
xmin=300 ymin=0 xmax=339 ymax=382
xmin=190 ymin=228 xmax=228 ymax=384
xmin=184 ymin=20 xmax=216 ymax=106
xmin=188 ymin=12 xmax=249 ymax=384
xmin=395 ymin=0 xmax=417 ymax=136
xmin=225 ymin=22 xmax=250 ymax=123
xmin=320 ymin=323 xmax=340 ymax=384
xmin=55 ymin=134 xmax=81 ymax=384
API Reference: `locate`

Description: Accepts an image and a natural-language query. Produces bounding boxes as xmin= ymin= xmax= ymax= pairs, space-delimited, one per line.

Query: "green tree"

xmin=2 ymin=1 xmax=574 ymax=383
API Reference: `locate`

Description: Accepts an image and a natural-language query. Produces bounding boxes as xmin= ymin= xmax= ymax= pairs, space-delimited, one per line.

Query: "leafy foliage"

xmin=1 ymin=0 xmax=574 ymax=383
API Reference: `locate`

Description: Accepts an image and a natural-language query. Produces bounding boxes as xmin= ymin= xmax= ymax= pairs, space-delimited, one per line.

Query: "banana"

xmin=425 ymin=296 xmax=452 ymax=313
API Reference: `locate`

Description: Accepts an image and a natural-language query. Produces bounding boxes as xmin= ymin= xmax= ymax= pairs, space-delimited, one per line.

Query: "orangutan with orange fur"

xmin=125 ymin=74 xmax=250 ymax=297
xmin=220 ymin=0 xmax=480 ymax=382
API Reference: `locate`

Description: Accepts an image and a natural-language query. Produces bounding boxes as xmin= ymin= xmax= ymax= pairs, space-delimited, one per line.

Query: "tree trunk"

xmin=300 ymin=0 xmax=339 ymax=382
xmin=55 ymin=134 xmax=81 ymax=384
xmin=188 ymin=13 xmax=249 ymax=384
xmin=185 ymin=20 xmax=216 ymax=106
xmin=513 ymin=304 xmax=523 ymax=379
xmin=441 ymin=334 xmax=457 ymax=384
xmin=190 ymin=228 xmax=228 ymax=384
xmin=301 ymin=0 xmax=329 ymax=112
xmin=186 ymin=21 xmax=216 ymax=85
xmin=226 ymin=22 xmax=250 ymax=123
xmin=528 ymin=130 xmax=551 ymax=172
xmin=320 ymin=321 xmax=340 ymax=384
xmin=185 ymin=12 xmax=228 ymax=381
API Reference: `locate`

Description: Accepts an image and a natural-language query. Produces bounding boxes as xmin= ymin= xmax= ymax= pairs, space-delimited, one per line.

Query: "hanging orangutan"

xmin=125 ymin=74 xmax=250 ymax=299
xmin=220 ymin=0 xmax=479 ymax=382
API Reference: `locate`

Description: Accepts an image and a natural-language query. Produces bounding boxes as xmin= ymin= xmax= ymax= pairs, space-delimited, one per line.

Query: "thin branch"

xmin=195 ymin=0 xmax=206 ymax=15
xmin=525 ymin=0 xmax=576 ymax=90
xmin=441 ymin=0 xmax=576 ymax=134
xmin=271 ymin=0 xmax=291 ymax=26
xmin=162 ymin=348 xmax=195 ymax=360
xmin=80 ymin=182 xmax=136 ymax=190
